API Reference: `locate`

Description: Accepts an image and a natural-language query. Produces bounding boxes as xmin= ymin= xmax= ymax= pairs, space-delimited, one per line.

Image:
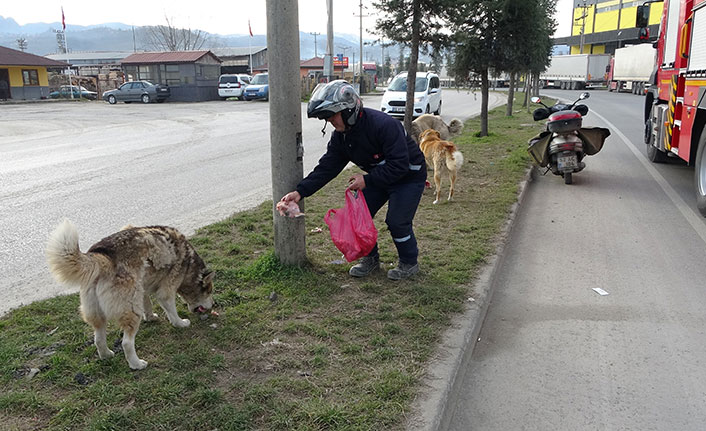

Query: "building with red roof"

xmin=0 ymin=45 xmax=68 ymax=100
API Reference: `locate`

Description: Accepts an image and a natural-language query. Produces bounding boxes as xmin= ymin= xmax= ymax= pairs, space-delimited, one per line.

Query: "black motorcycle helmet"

xmin=307 ymin=80 xmax=363 ymax=127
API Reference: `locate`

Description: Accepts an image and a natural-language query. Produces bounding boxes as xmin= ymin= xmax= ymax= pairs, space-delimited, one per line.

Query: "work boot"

xmin=349 ymin=255 xmax=380 ymax=277
xmin=387 ymin=262 xmax=419 ymax=280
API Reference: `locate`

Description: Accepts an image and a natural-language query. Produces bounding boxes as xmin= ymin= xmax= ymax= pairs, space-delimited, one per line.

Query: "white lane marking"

xmin=590 ymin=110 xmax=706 ymax=245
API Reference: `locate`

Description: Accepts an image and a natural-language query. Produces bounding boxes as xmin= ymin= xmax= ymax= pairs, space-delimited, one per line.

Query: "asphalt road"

xmin=444 ymin=89 xmax=706 ymax=429
xmin=0 ymin=89 xmax=503 ymax=316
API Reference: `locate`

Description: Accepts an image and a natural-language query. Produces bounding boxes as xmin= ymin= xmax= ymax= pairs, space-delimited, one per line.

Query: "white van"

xmin=380 ymin=71 xmax=442 ymax=119
xmin=218 ymin=74 xmax=251 ymax=100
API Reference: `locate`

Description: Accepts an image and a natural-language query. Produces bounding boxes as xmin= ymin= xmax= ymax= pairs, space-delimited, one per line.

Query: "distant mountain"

xmin=0 ymin=16 xmax=133 ymax=35
xmin=0 ymin=16 xmax=412 ymax=64
xmin=0 ymin=16 xmax=21 ymax=33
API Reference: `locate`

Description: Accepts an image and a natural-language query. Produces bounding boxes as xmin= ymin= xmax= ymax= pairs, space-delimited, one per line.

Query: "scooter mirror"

xmin=530 ymin=96 xmax=541 ymax=104
xmin=579 ymin=92 xmax=590 ymax=100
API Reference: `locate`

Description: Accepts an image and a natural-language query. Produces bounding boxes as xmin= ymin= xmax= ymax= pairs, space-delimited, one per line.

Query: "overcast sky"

xmin=3 ymin=0 xmax=574 ymax=39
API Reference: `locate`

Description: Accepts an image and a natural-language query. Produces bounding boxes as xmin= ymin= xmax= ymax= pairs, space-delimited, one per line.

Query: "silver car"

xmin=102 ymin=81 xmax=171 ymax=104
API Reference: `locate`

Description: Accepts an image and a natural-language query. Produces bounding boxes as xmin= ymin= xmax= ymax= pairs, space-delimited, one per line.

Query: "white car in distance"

xmin=380 ymin=71 xmax=442 ymax=119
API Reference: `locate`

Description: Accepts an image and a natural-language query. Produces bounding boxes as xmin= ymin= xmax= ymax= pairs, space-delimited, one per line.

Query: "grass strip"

xmin=0 ymin=92 xmax=549 ymax=430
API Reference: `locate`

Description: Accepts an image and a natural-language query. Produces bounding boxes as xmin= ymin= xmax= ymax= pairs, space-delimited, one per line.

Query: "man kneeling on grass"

xmin=280 ymin=80 xmax=426 ymax=280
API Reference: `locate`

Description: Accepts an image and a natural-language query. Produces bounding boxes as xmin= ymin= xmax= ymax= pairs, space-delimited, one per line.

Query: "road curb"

xmin=406 ymin=165 xmax=537 ymax=431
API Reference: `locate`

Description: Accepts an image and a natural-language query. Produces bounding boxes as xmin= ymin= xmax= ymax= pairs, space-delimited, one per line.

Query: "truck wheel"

xmin=694 ymin=128 xmax=706 ymax=216
xmin=645 ymin=118 xmax=669 ymax=163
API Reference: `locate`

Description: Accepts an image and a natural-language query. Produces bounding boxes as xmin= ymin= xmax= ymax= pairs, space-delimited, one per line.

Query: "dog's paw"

xmin=175 ymin=318 xmax=191 ymax=328
xmin=144 ymin=312 xmax=159 ymax=322
xmin=129 ymin=359 xmax=148 ymax=370
xmin=433 ymin=199 xmax=440 ymax=205
xmin=98 ymin=349 xmax=115 ymax=359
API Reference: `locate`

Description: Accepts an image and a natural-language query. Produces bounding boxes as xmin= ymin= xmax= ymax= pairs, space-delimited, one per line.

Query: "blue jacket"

xmin=296 ymin=108 xmax=427 ymax=198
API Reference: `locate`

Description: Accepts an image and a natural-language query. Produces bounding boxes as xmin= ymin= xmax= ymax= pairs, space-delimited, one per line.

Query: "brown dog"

xmin=411 ymin=114 xmax=463 ymax=143
xmin=46 ymin=220 xmax=215 ymax=370
xmin=419 ymin=129 xmax=464 ymax=204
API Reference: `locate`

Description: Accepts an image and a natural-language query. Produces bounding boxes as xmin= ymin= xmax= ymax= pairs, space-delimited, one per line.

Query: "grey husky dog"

xmin=46 ymin=220 xmax=214 ymax=370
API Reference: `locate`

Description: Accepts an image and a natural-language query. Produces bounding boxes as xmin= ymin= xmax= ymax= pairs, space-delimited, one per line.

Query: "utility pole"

xmin=575 ymin=0 xmax=588 ymax=54
xmin=16 ymin=37 xmax=28 ymax=51
xmin=324 ymin=0 xmax=333 ymax=81
xmin=266 ymin=0 xmax=306 ymax=265
xmin=353 ymin=1 xmax=369 ymax=93
xmin=380 ymin=40 xmax=385 ymax=86
xmin=309 ymin=31 xmax=321 ymax=57
xmin=380 ymin=39 xmax=392 ymax=87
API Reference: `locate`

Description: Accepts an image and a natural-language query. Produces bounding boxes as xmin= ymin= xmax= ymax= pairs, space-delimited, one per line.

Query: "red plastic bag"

xmin=324 ymin=189 xmax=378 ymax=262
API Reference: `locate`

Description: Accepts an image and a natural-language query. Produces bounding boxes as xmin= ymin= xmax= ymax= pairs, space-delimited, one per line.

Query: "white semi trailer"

xmin=540 ymin=54 xmax=611 ymax=90
xmin=607 ymin=44 xmax=656 ymax=94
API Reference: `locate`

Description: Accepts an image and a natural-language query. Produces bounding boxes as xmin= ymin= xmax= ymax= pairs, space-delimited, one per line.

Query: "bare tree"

xmin=142 ymin=16 xmax=209 ymax=51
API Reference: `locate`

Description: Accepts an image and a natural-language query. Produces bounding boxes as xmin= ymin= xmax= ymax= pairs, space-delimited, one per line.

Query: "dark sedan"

xmin=49 ymin=85 xmax=98 ymax=100
xmin=102 ymin=81 xmax=170 ymax=104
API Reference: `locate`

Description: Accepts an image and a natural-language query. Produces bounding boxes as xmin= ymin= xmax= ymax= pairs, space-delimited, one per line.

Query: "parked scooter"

xmin=527 ymin=92 xmax=611 ymax=184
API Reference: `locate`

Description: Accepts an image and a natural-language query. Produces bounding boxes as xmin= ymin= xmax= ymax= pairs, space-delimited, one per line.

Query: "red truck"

xmin=639 ymin=0 xmax=706 ymax=215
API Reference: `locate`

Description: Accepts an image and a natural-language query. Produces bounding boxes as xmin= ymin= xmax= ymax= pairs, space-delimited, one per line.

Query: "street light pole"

xmin=337 ymin=45 xmax=351 ymax=79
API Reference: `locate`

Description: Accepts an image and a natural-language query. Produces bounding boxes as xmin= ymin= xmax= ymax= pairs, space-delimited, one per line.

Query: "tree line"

xmin=373 ymin=0 xmax=556 ymax=136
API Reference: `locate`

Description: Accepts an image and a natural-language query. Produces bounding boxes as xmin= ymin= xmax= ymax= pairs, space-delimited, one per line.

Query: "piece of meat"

xmin=276 ymin=200 xmax=305 ymax=218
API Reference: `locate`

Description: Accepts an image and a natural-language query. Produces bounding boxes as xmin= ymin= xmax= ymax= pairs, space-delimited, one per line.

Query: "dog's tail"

xmin=448 ymin=118 xmax=463 ymax=137
xmin=46 ymin=219 xmax=99 ymax=286
xmin=442 ymin=142 xmax=464 ymax=172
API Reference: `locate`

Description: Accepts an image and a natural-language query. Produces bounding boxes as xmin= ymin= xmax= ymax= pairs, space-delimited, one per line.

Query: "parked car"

xmin=380 ymin=71 xmax=442 ymax=119
xmin=49 ymin=85 xmax=97 ymax=100
xmin=218 ymin=74 xmax=251 ymax=100
xmin=243 ymin=73 xmax=269 ymax=101
xmin=102 ymin=81 xmax=170 ymax=104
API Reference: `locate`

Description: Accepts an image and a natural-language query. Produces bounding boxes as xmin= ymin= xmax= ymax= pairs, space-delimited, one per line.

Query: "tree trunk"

xmin=533 ymin=74 xmax=541 ymax=97
xmin=266 ymin=0 xmax=307 ymax=265
xmin=480 ymin=68 xmax=489 ymax=137
xmin=506 ymin=72 xmax=516 ymax=116
xmin=522 ymin=73 xmax=529 ymax=108
xmin=403 ymin=0 xmax=421 ymax=135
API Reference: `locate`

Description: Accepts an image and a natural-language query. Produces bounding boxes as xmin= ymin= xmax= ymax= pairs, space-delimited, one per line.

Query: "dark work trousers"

xmin=362 ymin=180 xmax=425 ymax=265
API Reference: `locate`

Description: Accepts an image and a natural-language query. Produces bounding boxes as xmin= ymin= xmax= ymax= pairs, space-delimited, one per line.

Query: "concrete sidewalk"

xmin=406 ymin=166 xmax=536 ymax=431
